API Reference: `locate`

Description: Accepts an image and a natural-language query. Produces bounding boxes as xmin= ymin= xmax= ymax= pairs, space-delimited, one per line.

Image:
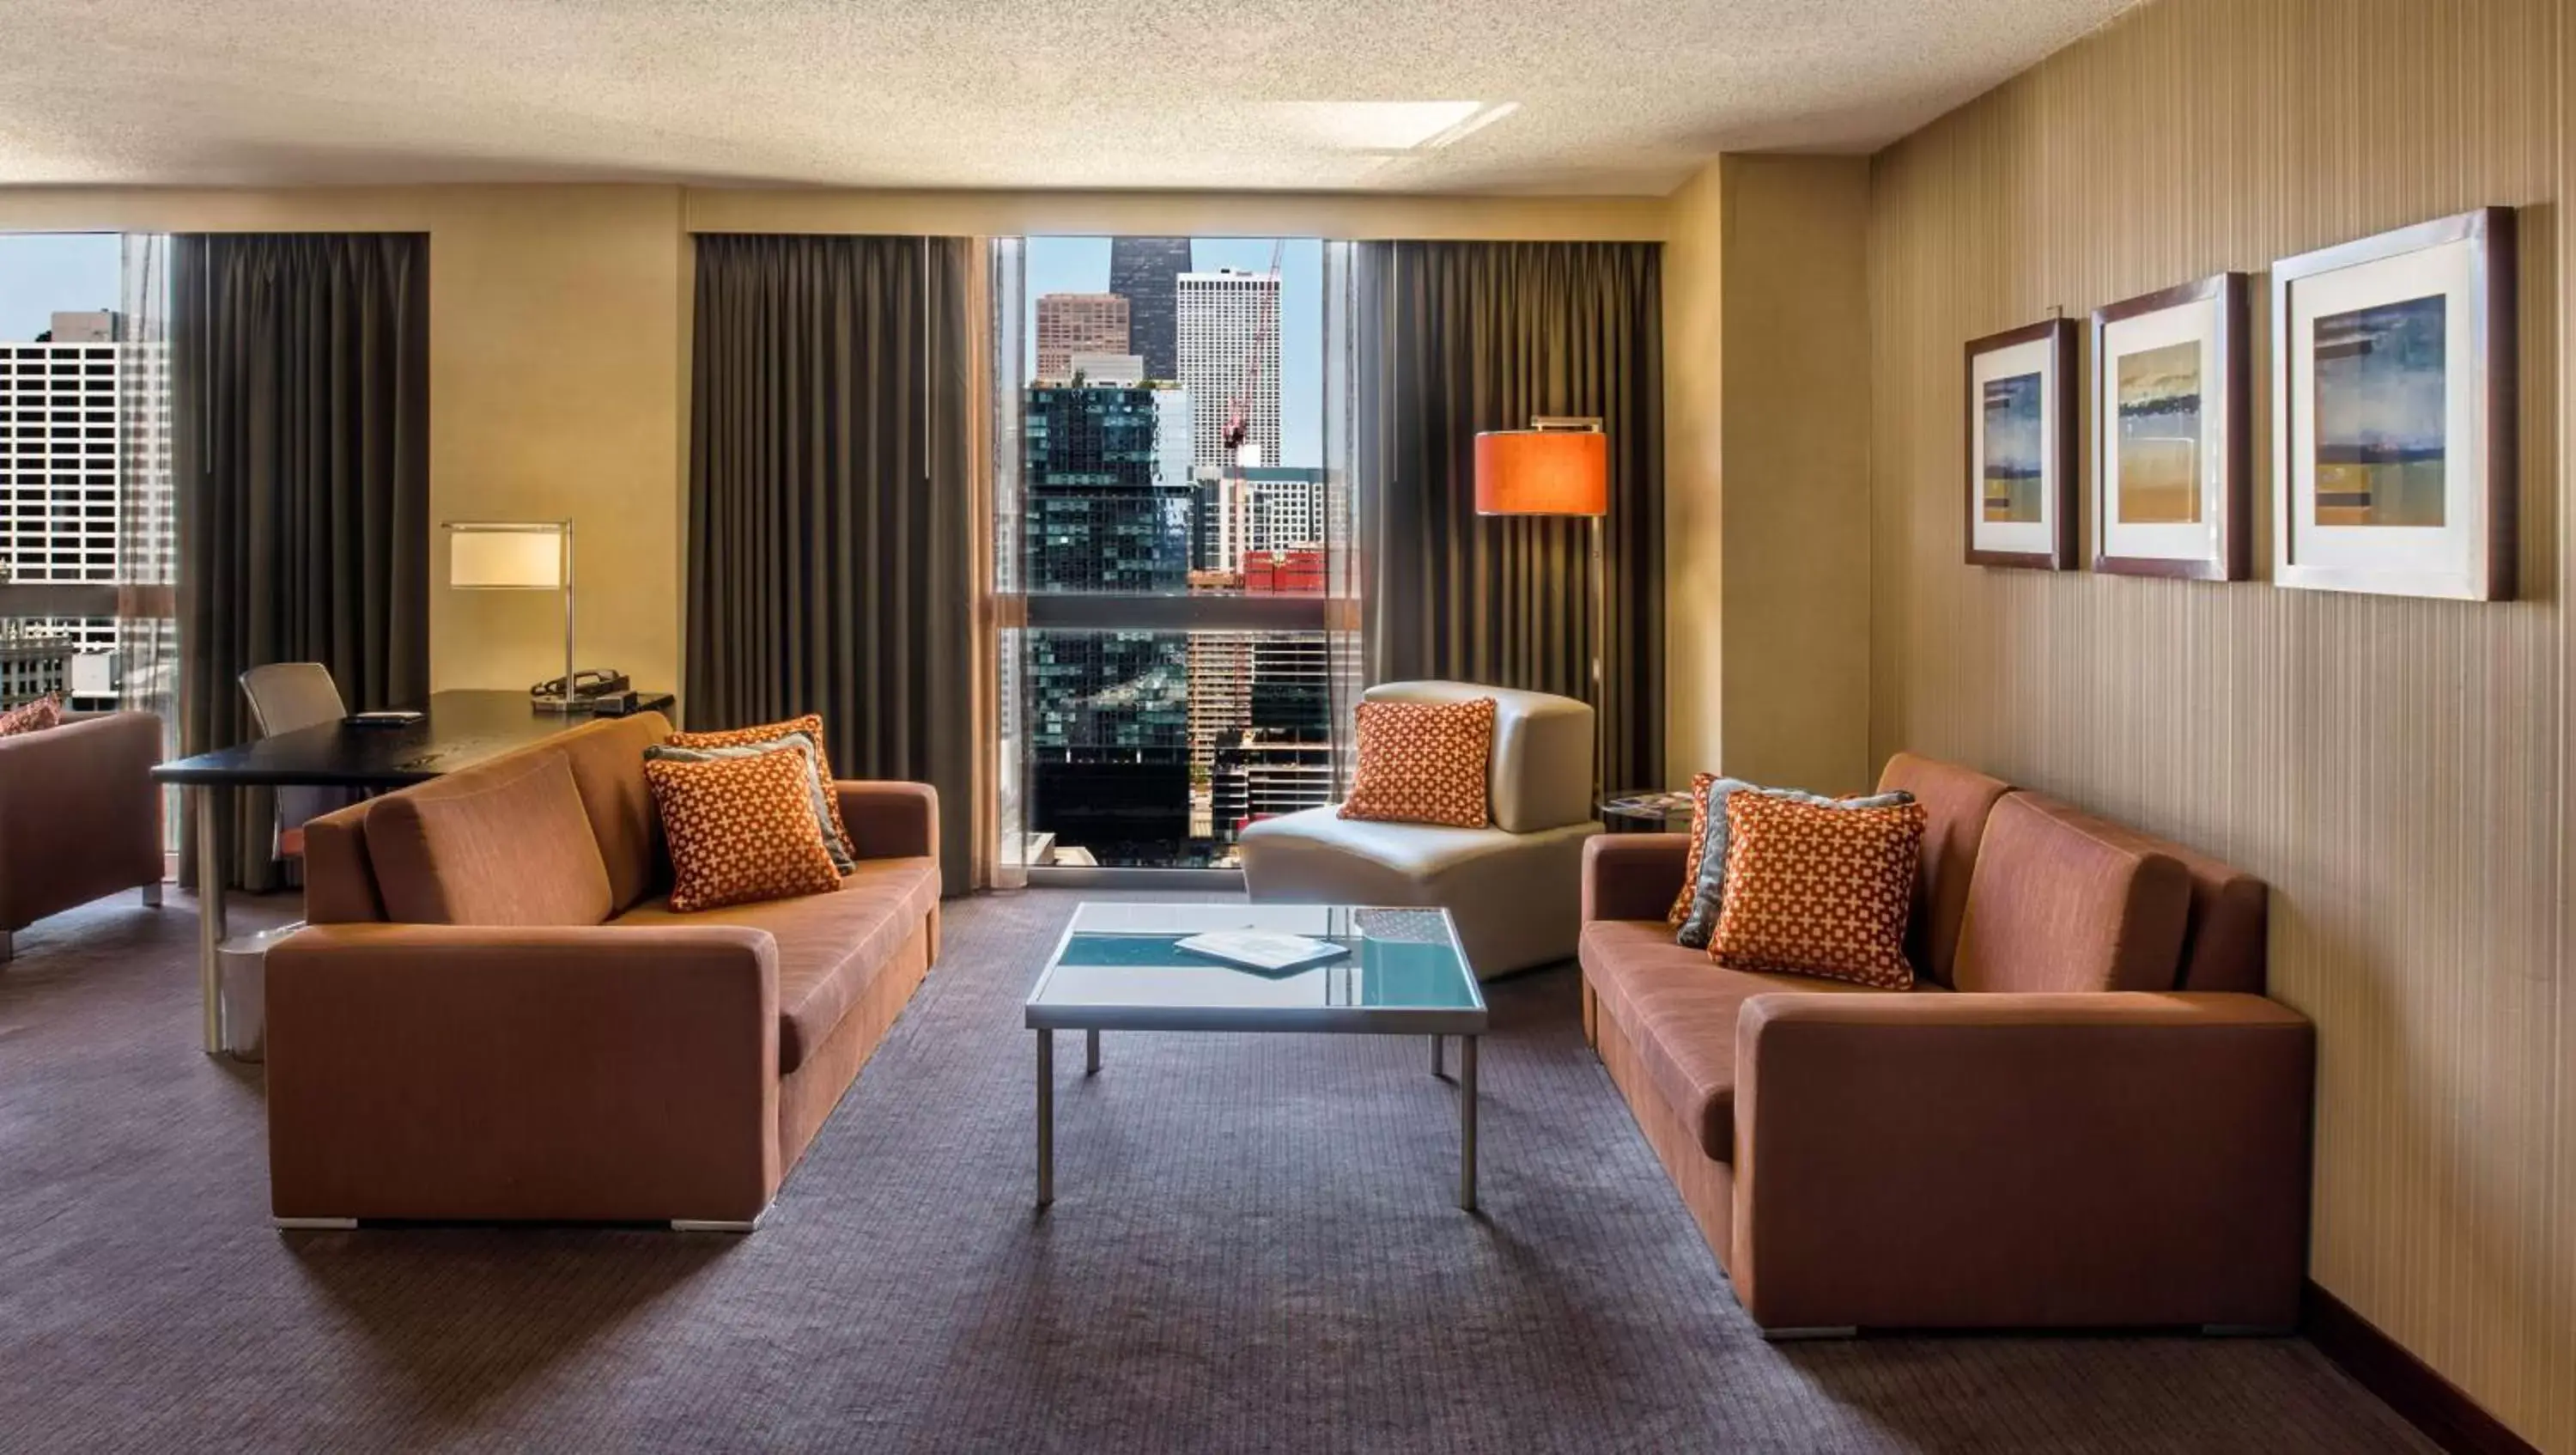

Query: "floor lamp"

xmin=1473 ymin=417 xmax=1609 ymax=791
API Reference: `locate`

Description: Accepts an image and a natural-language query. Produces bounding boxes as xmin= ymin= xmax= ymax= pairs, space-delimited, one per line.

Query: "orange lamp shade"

xmin=1473 ymin=429 xmax=1609 ymax=517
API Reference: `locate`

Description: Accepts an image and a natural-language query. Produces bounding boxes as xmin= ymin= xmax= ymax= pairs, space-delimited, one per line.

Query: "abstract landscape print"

xmin=2115 ymin=340 xmax=2203 ymax=523
xmin=2311 ymin=294 xmax=2446 ymax=527
xmin=1981 ymin=372 xmax=2044 ymax=522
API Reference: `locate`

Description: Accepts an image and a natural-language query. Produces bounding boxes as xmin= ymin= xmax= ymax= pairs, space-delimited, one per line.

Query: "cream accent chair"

xmin=1238 ymin=681 xmax=1601 ymax=979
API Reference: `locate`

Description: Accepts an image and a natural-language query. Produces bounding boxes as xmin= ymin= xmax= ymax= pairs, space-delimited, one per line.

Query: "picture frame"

xmin=2091 ymin=273 xmax=2251 ymax=581
xmin=2271 ymin=208 xmax=2517 ymax=600
xmin=1964 ymin=318 xmax=2078 ymax=569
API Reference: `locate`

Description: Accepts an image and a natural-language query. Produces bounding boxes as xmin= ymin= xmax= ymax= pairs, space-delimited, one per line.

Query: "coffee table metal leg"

xmin=1460 ymin=1034 xmax=1479 ymax=1211
xmin=1085 ymin=1028 xmax=1100 ymax=1075
xmin=1036 ymin=1029 xmax=1054 ymax=1207
xmin=1431 ymin=1033 xmax=1443 ymax=1077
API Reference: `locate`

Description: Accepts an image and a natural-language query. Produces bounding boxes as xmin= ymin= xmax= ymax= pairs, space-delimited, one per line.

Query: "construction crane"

xmin=1219 ymin=238 xmax=1286 ymax=472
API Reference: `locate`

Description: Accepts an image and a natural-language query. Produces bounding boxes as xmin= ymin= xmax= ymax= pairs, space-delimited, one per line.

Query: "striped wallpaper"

xmin=1865 ymin=0 xmax=2570 ymax=1446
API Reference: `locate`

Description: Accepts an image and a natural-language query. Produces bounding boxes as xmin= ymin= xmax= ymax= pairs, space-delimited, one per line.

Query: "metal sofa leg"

xmin=142 ymin=881 xmax=164 ymax=908
xmin=671 ymin=1202 xmax=772 ymax=1233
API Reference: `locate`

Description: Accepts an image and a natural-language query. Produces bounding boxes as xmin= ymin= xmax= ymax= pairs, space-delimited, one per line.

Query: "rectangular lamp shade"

xmin=448 ymin=527 xmax=565 ymax=589
xmin=1474 ymin=429 xmax=1609 ymax=517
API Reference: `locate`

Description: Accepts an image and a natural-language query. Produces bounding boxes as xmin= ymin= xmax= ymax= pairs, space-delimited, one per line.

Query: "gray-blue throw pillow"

xmin=1674 ymin=781 xmax=1916 ymax=950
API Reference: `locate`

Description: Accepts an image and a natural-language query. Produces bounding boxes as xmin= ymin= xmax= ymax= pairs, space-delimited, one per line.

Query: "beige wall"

xmin=1866 ymin=0 xmax=2571 ymax=1446
xmin=1662 ymin=155 xmax=1874 ymax=792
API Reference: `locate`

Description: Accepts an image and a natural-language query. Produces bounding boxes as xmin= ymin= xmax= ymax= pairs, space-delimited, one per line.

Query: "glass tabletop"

xmin=1024 ymin=903 xmax=1487 ymax=1034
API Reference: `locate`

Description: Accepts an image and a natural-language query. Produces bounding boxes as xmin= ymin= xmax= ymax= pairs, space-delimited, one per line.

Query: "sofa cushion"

xmin=1582 ymin=919 xmax=1917 ymax=1160
xmin=1340 ymin=696 xmax=1496 ymax=828
xmin=1668 ymin=771 xmax=1720 ymax=923
xmin=614 ymin=855 xmax=939 ymax=1072
xmin=1874 ymin=752 xmax=2014 ymax=987
xmin=2167 ymin=842 xmax=2269 ymax=995
xmin=366 ymin=753 xmax=614 ymax=927
xmin=553 ymin=711 xmax=673 ymax=912
xmin=645 ymin=747 xmax=845 ymax=914
xmin=1953 ymin=794 xmax=2192 ymax=995
xmin=646 ymin=732 xmax=854 ymax=873
xmin=666 ymin=714 xmax=855 ymax=861
xmin=1675 ymin=782 xmax=1915 ymax=949
xmin=1710 ymin=792 xmax=1925 ymax=990
xmin=0 ymin=693 xmax=62 ymax=736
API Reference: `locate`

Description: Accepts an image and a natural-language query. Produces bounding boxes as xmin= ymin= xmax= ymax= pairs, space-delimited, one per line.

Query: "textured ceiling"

xmin=0 ymin=0 xmax=2141 ymax=195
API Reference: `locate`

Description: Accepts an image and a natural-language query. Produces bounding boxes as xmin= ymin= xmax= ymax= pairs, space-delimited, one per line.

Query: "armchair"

xmin=1239 ymin=680 xmax=1601 ymax=978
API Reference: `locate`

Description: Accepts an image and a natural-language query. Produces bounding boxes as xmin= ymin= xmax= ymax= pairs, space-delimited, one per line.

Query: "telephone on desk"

xmin=531 ymin=668 xmax=630 ymax=713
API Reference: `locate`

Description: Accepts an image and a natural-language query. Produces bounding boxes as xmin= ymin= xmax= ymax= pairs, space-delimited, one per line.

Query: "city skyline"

xmin=1024 ymin=236 xmax=1322 ymax=468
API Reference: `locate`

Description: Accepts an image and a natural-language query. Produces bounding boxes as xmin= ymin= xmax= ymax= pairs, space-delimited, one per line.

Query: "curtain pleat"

xmin=173 ymin=233 xmax=430 ymax=891
xmin=686 ymin=234 xmax=980 ymax=892
xmin=1359 ymin=240 xmax=1666 ymax=791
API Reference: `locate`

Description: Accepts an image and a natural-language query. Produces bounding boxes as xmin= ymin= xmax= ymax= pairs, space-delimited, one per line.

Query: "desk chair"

xmin=239 ymin=662 xmax=354 ymax=864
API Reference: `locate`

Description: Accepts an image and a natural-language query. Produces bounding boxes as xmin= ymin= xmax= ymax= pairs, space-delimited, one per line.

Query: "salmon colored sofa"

xmin=264 ymin=712 xmax=939 ymax=1231
xmin=1579 ymin=752 xmax=2312 ymax=1334
xmin=0 ymin=709 xmax=165 ymax=959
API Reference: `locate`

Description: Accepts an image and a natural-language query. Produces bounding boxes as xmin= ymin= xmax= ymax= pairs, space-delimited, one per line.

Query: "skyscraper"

xmin=1106 ymin=236 xmax=1188 ymax=381
xmin=1023 ymin=380 xmax=1195 ymax=862
xmin=1176 ymin=269 xmax=1281 ymax=473
xmin=1035 ymin=293 xmax=1128 ymax=383
xmin=0 ymin=310 xmax=159 ymax=710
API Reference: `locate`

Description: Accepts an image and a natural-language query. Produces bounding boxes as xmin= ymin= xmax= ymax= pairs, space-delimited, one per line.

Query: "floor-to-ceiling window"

xmin=995 ymin=236 xmax=1358 ymax=875
xmin=0 ymin=234 xmax=174 ymax=708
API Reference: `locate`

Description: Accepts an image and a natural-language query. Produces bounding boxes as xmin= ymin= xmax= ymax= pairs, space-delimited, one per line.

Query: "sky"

xmin=0 ymin=233 xmax=120 ymax=341
xmin=1024 ymin=236 xmax=1323 ymax=467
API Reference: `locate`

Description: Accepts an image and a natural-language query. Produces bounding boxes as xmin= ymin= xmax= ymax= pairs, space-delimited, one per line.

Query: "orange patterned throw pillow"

xmin=1710 ymin=789 xmax=1925 ymax=989
xmin=644 ymin=746 xmax=845 ymax=913
xmin=667 ymin=714 xmax=854 ymax=858
xmin=1667 ymin=770 xmax=1721 ymax=923
xmin=1338 ymin=697 xmax=1497 ymax=829
xmin=0 ymin=693 xmax=64 ymax=737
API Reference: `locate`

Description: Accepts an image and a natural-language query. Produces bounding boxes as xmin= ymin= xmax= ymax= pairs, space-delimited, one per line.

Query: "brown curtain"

xmin=1357 ymin=240 xmax=1665 ymax=791
xmin=173 ymin=233 xmax=431 ymax=891
xmin=687 ymin=234 xmax=981 ymax=893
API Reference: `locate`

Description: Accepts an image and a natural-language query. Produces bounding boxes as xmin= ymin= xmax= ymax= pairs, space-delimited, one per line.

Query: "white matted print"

xmin=1964 ymin=318 xmax=2075 ymax=569
xmin=2273 ymin=209 xmax=2515 ymax=600
xmin=2093 ymin=274 xmax=2248 ymax=580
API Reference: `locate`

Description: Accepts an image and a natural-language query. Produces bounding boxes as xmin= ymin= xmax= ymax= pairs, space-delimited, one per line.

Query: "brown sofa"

xmin=1579 ymin=752 xmax=2312 ymax=1334
xmin=265 ymin=712 xmax=939 ymax=1230
xmin=0 ymin=709 xmax=165 ymax=959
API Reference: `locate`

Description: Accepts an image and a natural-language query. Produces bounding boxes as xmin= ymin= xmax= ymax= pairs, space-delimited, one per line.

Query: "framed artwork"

xmin=2272 ymin=208 xmax=2517 ymax=600
xmin=2092 ymin=274 xmax=2250 ymax=580
xmin=1964 ymin=318 xmax=2078 ymax=569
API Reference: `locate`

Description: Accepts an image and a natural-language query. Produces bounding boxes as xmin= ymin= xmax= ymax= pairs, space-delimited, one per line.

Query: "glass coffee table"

xmin=1023 ymin=903 xmax=1489 ymax=1210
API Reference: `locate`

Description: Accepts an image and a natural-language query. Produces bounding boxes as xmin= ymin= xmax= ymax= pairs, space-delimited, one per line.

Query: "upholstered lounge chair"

xmin=1237 ymin=680 xmax=1601 ymax=978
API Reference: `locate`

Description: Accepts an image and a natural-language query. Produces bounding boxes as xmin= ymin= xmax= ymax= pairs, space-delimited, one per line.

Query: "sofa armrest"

xmin=835 ymin=780 xmax=938 ymax=863
xmin=1732 ymin=991 xmax=2312 ymax=1331
xmin=264 ymin=923 xmax=782 ymax=1223
xmin=0 ymin=710 xmax=163 ymax=930
xmin=1582 ymin=832 xmax=1689 ymax=922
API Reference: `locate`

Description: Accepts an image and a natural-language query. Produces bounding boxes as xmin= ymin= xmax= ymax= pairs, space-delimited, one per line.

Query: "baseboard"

xmin=2302 ymin=1281 xmax=2537 ymax=1455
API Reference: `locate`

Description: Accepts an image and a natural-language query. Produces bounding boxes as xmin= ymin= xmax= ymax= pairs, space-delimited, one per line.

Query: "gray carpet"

xmin=0 ymin=888 xmax=2429 ymax=1454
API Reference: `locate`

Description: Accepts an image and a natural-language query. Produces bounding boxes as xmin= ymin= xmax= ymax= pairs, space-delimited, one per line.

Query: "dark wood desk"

xmin=153 ymin=689 xmax=674 ymax=1053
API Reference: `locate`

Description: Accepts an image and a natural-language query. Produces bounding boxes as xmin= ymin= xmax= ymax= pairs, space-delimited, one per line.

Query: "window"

xmin=997 ymin=237 xmax=1358 ymax=873
xmin=0 ymin=234 xmax=173 ymax=722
